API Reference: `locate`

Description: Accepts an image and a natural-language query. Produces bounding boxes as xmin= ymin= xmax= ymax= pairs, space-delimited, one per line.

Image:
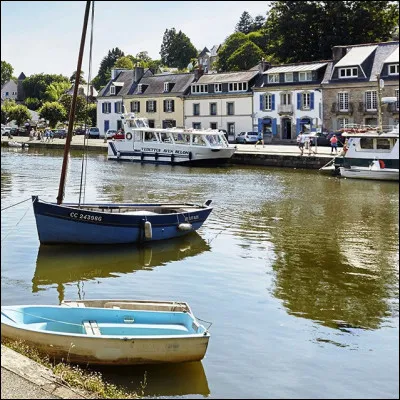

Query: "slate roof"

xmin=264 ymin=62 xmax=327 ymax=74
xmin=334 ymin=45 xmax=377 ymax=67
xmin=195 ymin=70 xmax=259 ymax=84
xmin=198 ymin=47 xmax=210 ymax=57
xmin=129 ymin=73 xmax=195 ymax=96
xmin=383 ymin=46 xmax=399 ymax=63
xmin=17 ymin=72 xmax=26 ymax=80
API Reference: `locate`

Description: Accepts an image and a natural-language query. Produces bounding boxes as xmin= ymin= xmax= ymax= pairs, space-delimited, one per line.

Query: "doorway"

xmin=282 ymin=118 xmax=292 ymax=140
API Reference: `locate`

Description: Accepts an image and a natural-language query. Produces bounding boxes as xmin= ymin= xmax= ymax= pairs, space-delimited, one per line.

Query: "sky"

xmin=1 ymin=1 xmax=270 ymax=81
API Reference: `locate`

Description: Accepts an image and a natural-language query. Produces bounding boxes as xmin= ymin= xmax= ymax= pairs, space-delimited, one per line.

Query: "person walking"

xmin=297 ymin=131 xmax=306 ymax=156
xmin=330 ymin=134 xmax=338 ymax=154
xmin=255 ymin=130 xmax=264 ymax=148
xmin=306 ymin=135 xmax=316 ymax=156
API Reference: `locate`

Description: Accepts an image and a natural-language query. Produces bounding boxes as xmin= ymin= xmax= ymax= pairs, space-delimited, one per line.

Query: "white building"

xmin=1 ymin=79 xmax=18 ymax=102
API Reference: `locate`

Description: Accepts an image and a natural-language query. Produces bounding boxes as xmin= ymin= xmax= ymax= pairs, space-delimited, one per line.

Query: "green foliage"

xmin=1 ymin=60 xmax=14 ymax=86
xmin=38 ymin=102 xmax=66 ymax=128
xmin=69 ymin=70 xmax=87 ymax=85
xmin=58 ymin=94 xmax=87 ymax=123
xmin=8 ymin=104 xmax=32 ymax=126
xmin=24 ymin=97 xmax=42 ymax=111
xmin=44 ymin=81 xmax=71 ymax=102
xmin=248 ymin=30 xmax=269 ymax=53
xmin=92 ymin=47 xmax=124 ymax=90
xmin=160 ymin=28 xmax=198 ymax=70
xmin=136 ymin=51 xmax=152 ymax=65
xmin=0 ymin=99 xmax=17 ymax=124
xmin=86 ymin=103 xmax=97 ymax=127
xmin=235 ymin=11 xmax=255 ymax=34
xmin=114 ymin=56 xmax=134 ymax=70
xmin=227 ymin=41 xmax=266 ymax=71
xmin=22 ymin=73 xmax=69 ymax=102
xmin=215 ymin=32 xmax=249 ymax=71
xmin=265 ymin=0 xmax=399 ymax=63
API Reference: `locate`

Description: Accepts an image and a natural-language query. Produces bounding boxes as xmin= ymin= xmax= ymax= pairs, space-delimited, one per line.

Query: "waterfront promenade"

xmin=1 ymin=135 xmax=338 ymax=169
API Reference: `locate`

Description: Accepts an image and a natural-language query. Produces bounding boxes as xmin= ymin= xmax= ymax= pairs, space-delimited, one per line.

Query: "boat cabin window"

xmin=359 ymin=137 xmax=374 ymax=149
xmin=206 ymin=134 xmax=224 ymax=146
xmin=160 ymin=132 xmax=172 ymax=143
xmin=376 ymin=138 xmax=391 ymax=150
xmin=192 ymin=135 xmax=207 ymax=146
xmin=132 ymin=131 xmax=141 ymax=141
xmin=136 ymin=119 xmax=148 ymax=128
xmin=144 ymin=131 xmax=158 ymax=142
xmin=127 ymin=120 xmax=138 ymax=128
xmin=172 ymin=132 xmax=190 ymax=144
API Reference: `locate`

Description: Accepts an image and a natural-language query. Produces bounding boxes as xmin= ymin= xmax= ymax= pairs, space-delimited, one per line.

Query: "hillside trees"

xmin=22 ymin=73 xmax=69 ymax=103
xmin=69 ymin=70 xmax=87 ymax=85
xmin=7 ymin=104 xmax=32 ymax=127
xmin=1 ymin=60 xmax=14 ymax=86
xmin=91 ymin=47 xmax=124 ymax=90
xmin=38 ymin=102 xmax=66 ymax=128
xmin=114 ymin=56 xmax=134 ymax=70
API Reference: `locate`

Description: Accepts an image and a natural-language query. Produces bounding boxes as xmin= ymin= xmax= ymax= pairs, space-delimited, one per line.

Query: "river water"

xmin=1 ymin=147 xmax=399 ymax=399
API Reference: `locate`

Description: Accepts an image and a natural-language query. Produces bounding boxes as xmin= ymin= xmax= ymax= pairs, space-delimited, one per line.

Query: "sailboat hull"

xmin=32 ymin=196 xmax=213 ymax=245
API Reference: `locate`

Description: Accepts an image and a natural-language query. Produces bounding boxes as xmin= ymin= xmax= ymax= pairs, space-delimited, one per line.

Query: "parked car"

xmin=113 ymin=130 xmax=125 ymax=140
xmin=105 ymin=129 xmax=117 ymax=139
xmin=311 ymin=131 xmax=344 ymax=147
xmin=86 ymin=127 xmax=100 ymax=139
xmin=235 ymin=131 xmax=259 ymax=144
xmin=52 ymin=129 xmax=67 ymax=139
xmin=1 ymin=127 xmax=13 ymax=138
xmin=74 ymin=127 xmax=86 ymax=135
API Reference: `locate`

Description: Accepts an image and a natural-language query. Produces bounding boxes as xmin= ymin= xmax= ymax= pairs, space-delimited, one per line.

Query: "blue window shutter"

xmin=296 ymin=118 xmax=301 ymax=134
xmin=260 ymin=94 xmax=264 ymax=110
xmin=114 ymin=102 xmax=117 ymax=113
xmin=258 ymin=118 xmax=263 ymax=132
xmin=271 ymin=94 xmax=275 ymax=110
xmin=297 ymin=93 xmax=301 ymax=110
xmin=102 ymin=103 xmax=105 ymax=113
xmin=272 ymin=118 xmax=277 ymax=135
xmin=310 ymin=92 xmax=314 ymax=110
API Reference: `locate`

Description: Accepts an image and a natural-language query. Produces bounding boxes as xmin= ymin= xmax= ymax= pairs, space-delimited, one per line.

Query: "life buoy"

xmin=126 ymin=132 xmax=133 ymax=140
xmin=378 ymin=160 xmax=385 ymax=169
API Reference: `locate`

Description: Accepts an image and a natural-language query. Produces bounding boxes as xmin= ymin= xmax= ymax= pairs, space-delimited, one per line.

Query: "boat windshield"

xmin=206 ymin=134 xmax=225 ymax=146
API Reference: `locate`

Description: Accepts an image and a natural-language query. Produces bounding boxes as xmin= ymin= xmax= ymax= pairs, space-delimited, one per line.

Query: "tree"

xmin=44 ymin=81 xmax=71 ymax=102
xmin=1 ymin=99 xmax=17 ymax=124
xmin=215 ymin=32 xmax=249 ymax=71
xmin=69 ymin=70 xmax=87 ymax=85
xmin=226 ymin=41 xmax=266 ymax=71
xmin=8 ymin=104 xmax=32 ymax=127
xmin=38 ymin=102 xmax=66 ymax=128
xmin=58 ymin=94 xmax=87 ymax=123
xmin=92 ymin=47 xmax=124 ymax=90
xmin=136 ymin=51 xmax=152 ymax=65
xmin=1 ymin=60 xmax=14 ymax=86
xmin=160 ymin=28 xmax=198 ymax=69
xmin=24 ymin=97 xmax=42 ymax=111
xmin=252 ymin=15 xmax=266 ymax=31
xmin=114 ymin=56 xmax=134 ymax=70
xmin=235 ymin=11 xmax=254 ymax=34
xmin=86 ymin=103 xmax=97 ymax=127
xmin=22 ymin=73 xmax=69 ymax=102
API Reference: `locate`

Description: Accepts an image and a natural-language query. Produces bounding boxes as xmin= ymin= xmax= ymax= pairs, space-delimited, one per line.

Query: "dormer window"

xmin=338 ymin=67 xmax=358 ymax=78
xmin=191 ymin=84 xmax=208 ymax=93
xmin=228 ymin=82 xmax=248 ymax=92
xmin=164 ymin=82 xmax=169 ymax=92
xmin=388 ymin=64 xmax=399 ymax=75
xmin=214 ymin=83 xmax=222 ymax=92
xmin=299 ymin=71 xmax=312 ymax=81
xmin=138 ymin=84 xmax=143 ymax=94
xmin=110 ymin=85 xmax=116 ymax=95
xmin=284 ymin=72 xmax=293 ymax=82
xmin=268 ymin=74 xmax=279 ymax=83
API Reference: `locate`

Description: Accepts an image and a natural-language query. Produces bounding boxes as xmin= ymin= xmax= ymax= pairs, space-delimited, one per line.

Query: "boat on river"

xmin=32 ymin=1 xmax=213 ymax=245
xmin=1 ymin=300 xmax=210 ymax=365
xmin=339 ymin=159 xmax=399 ymax=181
xmin=108 ymin=113 xmax=236 ymax=165
xmin=8 ymin=141 xmax=28 ymax=148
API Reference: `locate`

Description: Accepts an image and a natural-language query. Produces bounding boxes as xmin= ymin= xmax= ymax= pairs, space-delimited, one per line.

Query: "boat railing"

xmin=342 ymin=123 xmax=398 ymax=135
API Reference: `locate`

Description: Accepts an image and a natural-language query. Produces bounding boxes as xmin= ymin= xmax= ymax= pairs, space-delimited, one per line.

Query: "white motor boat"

xmin=108 ymin=113 xmax=236 ymax=165
xmin=339 ymin=159 xmax=399 ymax=181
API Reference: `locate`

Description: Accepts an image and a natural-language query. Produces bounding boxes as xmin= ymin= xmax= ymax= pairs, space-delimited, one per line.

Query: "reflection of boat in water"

xmin=98 ymin=360 xmax=210 ymax=397
xmin=32 ymin=232 xmax=210 ymax=301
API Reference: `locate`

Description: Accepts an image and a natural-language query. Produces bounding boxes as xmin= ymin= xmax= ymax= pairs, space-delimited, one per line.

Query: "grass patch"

xmin=2 ymin=338 xmax=145 ymax=399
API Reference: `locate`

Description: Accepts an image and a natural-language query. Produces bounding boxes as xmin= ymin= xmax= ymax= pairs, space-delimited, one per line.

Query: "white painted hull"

xmin=339 ymin=167 xmax=399 ymax=181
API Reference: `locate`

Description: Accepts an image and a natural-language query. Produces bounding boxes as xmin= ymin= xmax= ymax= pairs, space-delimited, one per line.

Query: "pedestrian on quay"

xmin=306 ymin=135 xmax=316 ymax=156
xmin=44 ymin=129 xmax=49 ymax=142
xmin=255 ymin=130 xmax=264 ymax=148
xmin=297 ymin=131 xmax=306 ymax=156
xmin=50 ymin=130 xmax=54 ymax=142
xmin=330 ymin=134 xmax=338 ymax=154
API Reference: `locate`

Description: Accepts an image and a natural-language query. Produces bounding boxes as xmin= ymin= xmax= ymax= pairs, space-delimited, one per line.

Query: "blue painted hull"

xmin=32 ymin=196 xmax=213 ymax=245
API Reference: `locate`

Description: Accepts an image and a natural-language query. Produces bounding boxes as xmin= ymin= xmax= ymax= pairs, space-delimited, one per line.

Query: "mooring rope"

xmin=1 ymin=204 xmax=32 ymax=244
xmin=1 ymin=197 xmax=31 ymax=212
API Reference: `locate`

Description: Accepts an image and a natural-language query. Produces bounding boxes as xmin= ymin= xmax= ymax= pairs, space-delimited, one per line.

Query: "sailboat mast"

xmin=57 ymin=1 xmax=91 ymax=205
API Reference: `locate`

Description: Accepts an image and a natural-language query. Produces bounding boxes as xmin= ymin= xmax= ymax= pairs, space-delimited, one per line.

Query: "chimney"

xmin=134 ymin=66 xmax=145 ymax=83
xmin=332 ymin=46 xmax=347 ymax=63
xmin=194 ymin=67 xmax=204 ymax=82
xmin=258 ymin=58 xmax=269 ymax=73
xmin=111 ymin=68 xmax=128 ymax=80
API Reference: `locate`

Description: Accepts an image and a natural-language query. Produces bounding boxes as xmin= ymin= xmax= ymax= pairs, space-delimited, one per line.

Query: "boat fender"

xmin=144 ymin=221 xmax=152 ymax=239
xmin=189 ymin=151 xmax=193 ymax=161
xmin=154 ymin=152 xmax=158 ymax=160
xmin=140 ymin=152 xmax=144 ymax=161
xmin=178 ymin=222 xmax=193 ymax=231
xmin=117 ymin=151 xmax=121 ymax=159
xmin=171 ymin=153 xmax=174 ymax=163
xmin=126 ymin=132 xmax=133 ymax=141
xmin=378 ymin=160 xmax=385 ymax=169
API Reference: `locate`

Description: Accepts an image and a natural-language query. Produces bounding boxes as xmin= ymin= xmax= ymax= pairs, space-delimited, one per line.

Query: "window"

xmin=210 ymin=122 xmax=217 ymax=129
xmin=137 ymin=84 xmax=143 ymax=94
xmin=164 ymin=82 xmax=169 ymax=92
xmin=228 ymin=82 xmax=248 ymax=92
xmin=210 ymin=103 xmax=217 ymax=116
xmin=148 ymin=120 xmax=155 ymax=128
xmin=338 ymin=92 xmax=349 ymax=111
xmin=388 ymin=64 xmax=399 ymax=75
xmin=12 ymin=91 xmax=17 ymax=95
xmin=268 ymin=74 xmax=279 ymax=83
xmin=191 ymin=84 xmax=208 ymax=93
xmin=214 ymin=83 xmax=222 ymax=92
xmin=280 ymin=92 xmax=291 ymax=105
xmin=302 ymin=93 xmax=311 ymax=109
xmin=265 ymin=93 xmax=274 ymax=110
xmin=102 ymin=102 xmax=111 ymax=113
xmin=5 ymin=92 xmax=9 ymax=96
xmin=299 ymin=71 xmax=312 ymax=81
xmin=227 ymin=122 xmax=235 ymax=135
xmin=337 ymin=117 xmax=349 ymax=129
xmin=360 ymin=137 xmax=374 ymax=149
xmin=284 ymin=72 xmax=293 ymax=82
xmin=146 ymin=100 xmax=156 ymax=112
xmin=193 ymin=103 xmax=200 ymax=116
xmin=115 ymin=101 xmax=123 ymax=114
xmin=227 ymin=102 xmax=234 ymax=116
xmin=130 ymin=101 xmax=140 ymax=113
xmin=339 ymin=67 xmax=358 ymax=78
xmin=365 ymin=91 xmax=377 ymax=110
xmin=193 ymin=122 xmax=201 ymax=129
xmin=395 ymin=89 xmax=399 ymax=110
xmin=377 ymin=138 xmax=391 ymax=150
xmin=164 ymin=99 xmax=174 ymax=112
xmin=110 ymin=86 xmax=115 ymax=95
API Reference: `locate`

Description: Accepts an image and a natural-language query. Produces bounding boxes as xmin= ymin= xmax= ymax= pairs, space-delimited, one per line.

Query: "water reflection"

xmin=32 ymin=233 xmax=210 ymax=303
xmin=95 ymin=361 xmax=209 ymax=397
